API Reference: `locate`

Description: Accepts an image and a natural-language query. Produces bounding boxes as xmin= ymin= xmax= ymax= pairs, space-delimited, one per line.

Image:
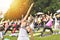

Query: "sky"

xmin=0 ymin=0 xmax=13 ymax=14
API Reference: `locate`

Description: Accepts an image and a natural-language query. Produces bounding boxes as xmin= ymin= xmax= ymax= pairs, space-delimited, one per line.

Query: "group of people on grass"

xmin=0 ymin=11 xmax=60 ymax=40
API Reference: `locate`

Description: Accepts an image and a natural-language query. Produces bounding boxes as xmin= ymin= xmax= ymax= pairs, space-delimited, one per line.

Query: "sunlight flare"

xmin=0 ymin=0 xmax=13 ymax=14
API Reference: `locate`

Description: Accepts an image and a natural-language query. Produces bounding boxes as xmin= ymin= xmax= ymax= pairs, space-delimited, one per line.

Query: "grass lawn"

xmin=4 ymin=29 xmax=60 ymax=40
xmin=34 ymin=34 xmax=60 ymax=40
xmin=4 ymin=34 xmax=60 ymax=40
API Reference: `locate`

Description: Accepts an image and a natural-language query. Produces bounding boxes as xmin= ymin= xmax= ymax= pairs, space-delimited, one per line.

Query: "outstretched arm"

xmin=21 ymin=3 xmax=34 ymax=22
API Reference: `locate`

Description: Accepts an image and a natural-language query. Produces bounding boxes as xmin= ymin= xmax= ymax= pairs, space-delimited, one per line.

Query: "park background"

xmin=0 ymin=0 xmax=60 ymax=40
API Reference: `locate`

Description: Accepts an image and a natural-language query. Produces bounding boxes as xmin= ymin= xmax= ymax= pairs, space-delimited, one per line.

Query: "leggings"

xmin=41 ymin=26 xmax=53 ymax=36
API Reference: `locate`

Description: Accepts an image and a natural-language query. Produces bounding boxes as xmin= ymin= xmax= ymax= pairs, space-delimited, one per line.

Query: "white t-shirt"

xmin=30 ymin=23 xmax=34 ymax=30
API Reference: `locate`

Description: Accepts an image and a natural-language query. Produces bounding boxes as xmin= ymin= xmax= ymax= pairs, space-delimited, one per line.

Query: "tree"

xmin=30 ymin=0 xmax=51 ymax=15
xmin=31 ymin=0 xmax=60 ymax=15
xmin=4 ymin=0 xmax=33 ymax=20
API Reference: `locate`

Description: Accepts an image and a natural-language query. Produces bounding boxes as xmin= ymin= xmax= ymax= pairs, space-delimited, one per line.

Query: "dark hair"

xmin=0 ymin=27 xmax=4 ymax=31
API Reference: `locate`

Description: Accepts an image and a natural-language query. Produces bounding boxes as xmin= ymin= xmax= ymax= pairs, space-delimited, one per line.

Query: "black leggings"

xmin=4 ymin=26 xmax=12 ymax=34
xmin=41 ymin=26 xmax=53 ymax=36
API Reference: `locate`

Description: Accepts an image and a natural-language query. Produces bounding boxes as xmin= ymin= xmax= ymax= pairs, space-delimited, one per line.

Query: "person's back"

xmin=19 ymin=27 xmax=28 ymax=37
xmin=46 ymin=18 xmax=53 ymax=28
xmin=17 ymin=21 xmax=29 ymax=40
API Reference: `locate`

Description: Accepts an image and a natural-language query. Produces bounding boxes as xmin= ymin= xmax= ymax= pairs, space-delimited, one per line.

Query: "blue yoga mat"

xmin=4 ymin=38 xmax=10 ymax=40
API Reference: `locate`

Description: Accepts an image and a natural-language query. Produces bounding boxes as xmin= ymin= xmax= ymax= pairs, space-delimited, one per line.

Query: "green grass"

xmin=34 ymin=34 xmax=60 ymax=40
xmin=4 ymin=29 xmax=60 ymax=40
xmin=4 ymin=36 xmax=17 ymax=40
xmin=4 ymin=34 xmax=60 ymax=40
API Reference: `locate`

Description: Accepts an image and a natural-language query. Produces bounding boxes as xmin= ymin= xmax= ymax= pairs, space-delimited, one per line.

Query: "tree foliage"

xmin=31 ymin=0 xmax=60 ymax=15
xmin=4 ymin=0 xmax=33 ymax=20
xmin=4 ymin=0 xmax=60 ymax=19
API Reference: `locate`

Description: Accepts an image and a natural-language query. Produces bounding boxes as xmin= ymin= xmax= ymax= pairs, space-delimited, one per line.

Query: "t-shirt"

xmin=13 ymin=23 xmax=17 ymax=27
xmin=30 ymin=23 xmax=34 ymax=30
xmin=46 ymin=19 xmax=53 ymax=28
